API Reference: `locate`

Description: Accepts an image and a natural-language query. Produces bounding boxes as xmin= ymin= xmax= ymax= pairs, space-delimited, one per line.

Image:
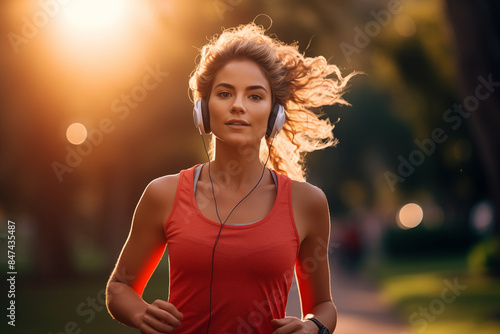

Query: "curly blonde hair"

xmin=189 ymin=23 xmax=356 ymax=181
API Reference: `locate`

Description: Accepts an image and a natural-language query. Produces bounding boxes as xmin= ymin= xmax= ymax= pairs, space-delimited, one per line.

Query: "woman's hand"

xmin=138 ymin=299 xmax=183 ymax=334
xmin=271 ymin=316 xmax=318 ymax=334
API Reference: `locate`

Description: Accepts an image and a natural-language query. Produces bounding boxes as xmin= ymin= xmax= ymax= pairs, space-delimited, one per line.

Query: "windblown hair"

xmin=189 ymin=23 xmax=356 ymax=181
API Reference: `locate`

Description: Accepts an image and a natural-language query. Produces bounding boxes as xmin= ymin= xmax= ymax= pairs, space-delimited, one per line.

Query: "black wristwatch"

xmin=308 ymin=317 xmax=329 ymax=334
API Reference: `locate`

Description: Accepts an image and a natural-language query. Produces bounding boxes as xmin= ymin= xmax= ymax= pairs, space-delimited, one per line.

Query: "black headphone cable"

xmin=200 ymin=135 xmax=274 ymax=334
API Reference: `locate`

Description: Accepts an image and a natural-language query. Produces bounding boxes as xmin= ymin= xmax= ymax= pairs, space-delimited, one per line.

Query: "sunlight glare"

xmin=59 ymin=0 xmax=130 ymax=33
xmin=48 ymin=0 xmax=158 ymax=90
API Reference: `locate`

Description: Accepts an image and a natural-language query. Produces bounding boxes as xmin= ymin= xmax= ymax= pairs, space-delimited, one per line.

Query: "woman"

xmin=106 ymin=23 xmax=355 ymax=334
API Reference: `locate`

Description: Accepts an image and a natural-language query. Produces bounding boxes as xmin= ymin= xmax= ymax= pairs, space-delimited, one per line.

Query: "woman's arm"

xmin=272 ymin=181 xmax=336 ymax=334
xmin=295 ymin=182 xmax=336 ymax=331
xmin=106 ymin=175 xmax=183 ymax=333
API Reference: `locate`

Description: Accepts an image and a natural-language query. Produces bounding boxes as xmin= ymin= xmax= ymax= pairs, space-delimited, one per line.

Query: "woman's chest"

xmin=167 ymin=213 xmax=299 ymax=280
xmin=194 ymin=178 xmax=307 ymax=244
xmin=195 ymin=182 xmax=276 ymax=224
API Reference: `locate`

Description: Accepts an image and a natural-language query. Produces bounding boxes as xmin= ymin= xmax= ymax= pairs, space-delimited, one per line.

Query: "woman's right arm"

xmin=106 ymin=174 xmax=183 ymax=333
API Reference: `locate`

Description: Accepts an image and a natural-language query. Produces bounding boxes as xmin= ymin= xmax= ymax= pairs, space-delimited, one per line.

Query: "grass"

xmin=9 ymin=261 xmax=170 ymax=333
xmin=373 ymin=255 xmax=500 ymax=334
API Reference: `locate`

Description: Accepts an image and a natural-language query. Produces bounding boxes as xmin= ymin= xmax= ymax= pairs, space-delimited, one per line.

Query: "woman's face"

xmin=208 ymin=59 xmax=272 ymax=146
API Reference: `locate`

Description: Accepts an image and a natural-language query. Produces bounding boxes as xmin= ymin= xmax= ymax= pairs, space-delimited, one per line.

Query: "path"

xmin=286 ymin=265 xmax=410 ymax=334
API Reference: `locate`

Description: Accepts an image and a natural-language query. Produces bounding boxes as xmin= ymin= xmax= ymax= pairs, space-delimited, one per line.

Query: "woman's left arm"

xmin=271 ymin=182 xmax=336 ymax=334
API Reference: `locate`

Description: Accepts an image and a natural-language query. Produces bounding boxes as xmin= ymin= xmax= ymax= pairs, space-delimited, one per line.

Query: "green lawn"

xmin=373 ymin=256 xmax=500 ymax=334
xmin=11 ymin=265 xmax=170 ymax=333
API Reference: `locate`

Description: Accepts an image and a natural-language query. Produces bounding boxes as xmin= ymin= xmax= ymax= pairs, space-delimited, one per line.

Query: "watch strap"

xmin=308 ymin=317 xmax=328 ymax=333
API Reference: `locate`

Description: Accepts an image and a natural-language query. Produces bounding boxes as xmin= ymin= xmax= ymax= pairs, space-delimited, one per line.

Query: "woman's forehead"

xmin=213 ymin=59 xmax=270 ymax=90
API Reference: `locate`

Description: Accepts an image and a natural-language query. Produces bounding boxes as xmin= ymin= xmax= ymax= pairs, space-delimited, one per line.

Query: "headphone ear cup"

xmin=193 ymin=99 xmax=211 ymax=134
xmin=266 ymin=103 xmax=285 ymax=138
xmin=201 ymin=99 xmax=211 ymax=134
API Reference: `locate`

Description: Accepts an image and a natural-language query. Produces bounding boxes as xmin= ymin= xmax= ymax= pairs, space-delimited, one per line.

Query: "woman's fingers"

xmin=142 ymin=312 xmax=177 ymax=333
xmin=139 ymin=300 xmax=183 ymax=333
xmin=147 ymin=302 xmax=182 ymax=328
xmin=153 ymin=300 xmax=184 ymax=322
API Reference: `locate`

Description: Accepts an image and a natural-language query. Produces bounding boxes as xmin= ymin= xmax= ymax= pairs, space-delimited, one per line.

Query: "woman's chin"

xmin=214 ymin=133 xmax=263 ymax=148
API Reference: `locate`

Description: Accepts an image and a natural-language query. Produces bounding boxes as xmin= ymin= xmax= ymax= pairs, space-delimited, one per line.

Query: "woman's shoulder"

xmin=139 ymin=172 xmax=181 ymax=209
xmin=290 ymin=180 xmax=330 ymax=242
xmin=148 ymin=173 xmax=180 ymax=192
xmin=291 ymin=179 xmax=328 ymax=209
xmin=143 ymin=164 xmax=197 ymax=202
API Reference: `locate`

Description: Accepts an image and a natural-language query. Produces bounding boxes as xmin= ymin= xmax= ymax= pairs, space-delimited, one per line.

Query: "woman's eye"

xmin=217 ymin=91 xmax=231 ymax=98
xmin=249 ymin=94 xmax=262 ymax=100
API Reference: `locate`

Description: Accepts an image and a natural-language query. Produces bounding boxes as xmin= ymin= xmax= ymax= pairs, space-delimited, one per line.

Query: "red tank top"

xmin=164 ymin=164 xmax=300 ymax=333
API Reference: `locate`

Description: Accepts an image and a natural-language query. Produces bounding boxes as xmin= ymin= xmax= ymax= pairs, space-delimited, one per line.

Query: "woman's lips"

xmin=226 ymin=123 xmax=249 ymax=129
xmin=225 ymin=119 xmax=250 ymax=128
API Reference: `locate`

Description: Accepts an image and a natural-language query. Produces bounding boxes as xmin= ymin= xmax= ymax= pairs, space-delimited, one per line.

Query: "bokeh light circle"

xmin=66 ymin=123 xmax=87 ymax=145
xmin=398 ymin=203 xmax=423 ymax=229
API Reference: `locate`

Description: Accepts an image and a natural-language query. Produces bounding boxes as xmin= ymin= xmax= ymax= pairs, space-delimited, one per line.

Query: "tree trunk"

xmin=445 ymin=0 xmax=500 ymax=273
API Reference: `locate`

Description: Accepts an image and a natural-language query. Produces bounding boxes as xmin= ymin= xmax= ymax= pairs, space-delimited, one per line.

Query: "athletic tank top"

xmin=164 ymin=164 xmax=300 ymax=333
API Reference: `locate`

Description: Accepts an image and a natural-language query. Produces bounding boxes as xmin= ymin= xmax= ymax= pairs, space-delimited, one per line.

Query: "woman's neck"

xmin=208 ymin=139 xmax=268 ymax=190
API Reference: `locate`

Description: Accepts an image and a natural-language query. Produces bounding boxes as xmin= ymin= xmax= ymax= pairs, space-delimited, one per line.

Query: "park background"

xmin=1 ymin=0 xmax=499 ymax=333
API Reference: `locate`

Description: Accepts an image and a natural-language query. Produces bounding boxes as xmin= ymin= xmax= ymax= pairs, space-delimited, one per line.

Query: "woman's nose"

xmin=231 ymin=95 xmax=245 ymax=113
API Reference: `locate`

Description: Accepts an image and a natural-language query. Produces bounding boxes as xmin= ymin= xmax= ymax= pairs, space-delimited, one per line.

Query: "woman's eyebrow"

xmin=214 ymin=83 xmax=268 ymax=93
xmin=214 ymin=83 xmax=234 ymax=90
xmin=247 ymin=85 xmax=268 ymax=93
